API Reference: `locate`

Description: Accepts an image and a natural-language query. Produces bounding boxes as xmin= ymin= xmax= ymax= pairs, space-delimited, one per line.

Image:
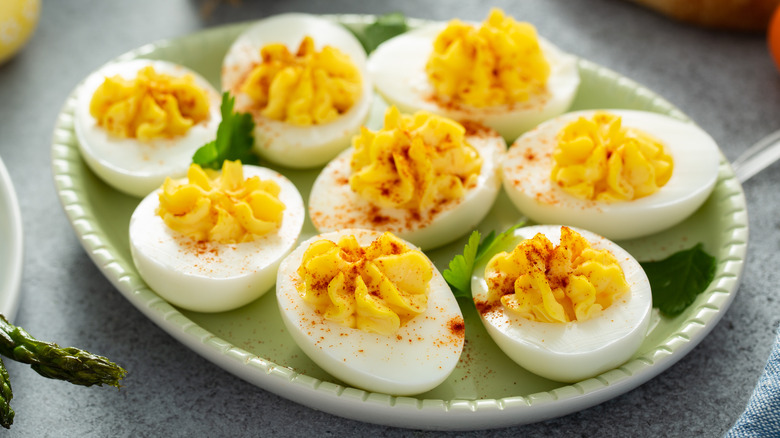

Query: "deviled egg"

xmin=276 ymin=228 xmax=465 ymax=395
xmin=130 ymin=160 xmax=304 ymax=313
xmin=221 ymin=13 xmax=373 ymax=168
xmin=471 ymin=225 xmax=652 ymax=382
xmin=308 ymin=106 xmax=505 ymax=250
xmin=368 ymin=8 xmax=579 ymax=141
xmin=74 ymin=59 xmax=221 ymax=197
xmin=501 ymin=109 xmax=720 ymax=240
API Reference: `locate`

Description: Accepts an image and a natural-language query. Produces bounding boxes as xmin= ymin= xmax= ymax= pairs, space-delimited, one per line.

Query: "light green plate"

xmin=50 ymin=15 xmax=747 ymax=431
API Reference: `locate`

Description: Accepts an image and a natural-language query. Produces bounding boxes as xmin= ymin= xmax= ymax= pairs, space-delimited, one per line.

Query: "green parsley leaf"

xmin=475 ymin=222 xmax=524 ymax=262
xmin=443 ymin=222 xmax=525 ymax=299
xmin=192 ymin=92 xmax=258 ymax=169
xmin=349 ymin=12 xmax=408 ymax=54
xmin=442 ymin=230 xmax=482 ymax=298
xmin=640 ymin=243 xmax=716 ymax=317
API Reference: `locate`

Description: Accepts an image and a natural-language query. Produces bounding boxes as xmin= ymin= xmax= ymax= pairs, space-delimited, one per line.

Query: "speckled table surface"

xmin=1 ymin=0 xmax=779 ymax=436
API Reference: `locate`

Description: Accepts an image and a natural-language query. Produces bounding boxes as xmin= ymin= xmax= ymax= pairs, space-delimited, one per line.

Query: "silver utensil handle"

xmin=732 ymin=130 xmax=780 ymax=183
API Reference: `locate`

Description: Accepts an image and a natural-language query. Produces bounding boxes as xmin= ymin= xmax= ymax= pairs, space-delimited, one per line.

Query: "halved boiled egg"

xmin=309 ymin=106 xmax=505 ymax=251
xmin=471 ymin=225 xmax=652 ymax=383
xmin=367 ymin=8 xmax=579 ymax=142
xmin=221 ymin=13 xmax=373 ymax=168
xmin=501 ymin=109 xmax=720 ymax=241
xmin=129 ymin=161 xmax=304 ymax=312
xmin=276 ymin=228 xmax=465 ymax=395
xmin=74 ymin=59 xmax=221 ymax=197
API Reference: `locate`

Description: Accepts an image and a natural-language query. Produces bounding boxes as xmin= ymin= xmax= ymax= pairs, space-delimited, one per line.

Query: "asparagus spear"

xmin=0 ymin=314 xmax=126 ymax=388
xmin=0 ymin=356 xmax=13 ymax=429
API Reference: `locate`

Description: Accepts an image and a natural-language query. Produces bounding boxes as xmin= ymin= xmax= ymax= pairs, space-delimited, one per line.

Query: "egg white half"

xmin=367 ymin=23 xmax=580 ymax=142
xmin=501 ymin=109 xmax=721 ymax=241
xmin=308 ymin=126 xmax=506 ymax=251
xmin=74 ymin=59 xmax=221 ymax=198
xmin=221 ymin=13 xmax=372 ymax=168
xmin=471 ymin=225 xmax=653 ymax=383
xmin=129 ymin=165 xmax=304 ymax=313
xmin=276 ymin=228 xmax=465 ymax=395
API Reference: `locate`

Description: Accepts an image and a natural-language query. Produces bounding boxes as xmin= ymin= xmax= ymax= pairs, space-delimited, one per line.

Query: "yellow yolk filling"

xmin=349 ymin=106 xmax=482 ymax=212
xmin=425 ymin=8 xmax=550 ymax=108
xmin=297 ymin=232 xmax=432 ymax=335
xmin=551 ymin=112 xmax=674 ymax=202
xmin=240 ymin=36 xmax=362 ymax=126
xmin=156 ymin=160 xmax=285 ymax=243
xmin=89 ymin=66 xmax=211 ymax=141
xmin=485 ymin=226 xmax=629 ymax=323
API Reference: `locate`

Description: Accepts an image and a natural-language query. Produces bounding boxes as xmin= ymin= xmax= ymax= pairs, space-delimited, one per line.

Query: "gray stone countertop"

xmin=1 ymin=0 xmax=779 ymax=435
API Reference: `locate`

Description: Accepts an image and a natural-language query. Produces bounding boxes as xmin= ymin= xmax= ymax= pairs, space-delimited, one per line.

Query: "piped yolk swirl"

xmin=89 ymin=66 xmax=211 ymax=141
xmin=425 ymin=8 xmax=550 ymax=108
xmin=551 ymin=111 xmax=674 ymax=202
xmin=240 ymin=36 xmax=363 ymax=126
xmin=485 ymin=226 xmax=629 ymax=323
xmin=349 ymin=106 xmax=482 ymax=212
xmin=297 ymin=232 xmax=432 ymax=335
xmin=156 ymin=160 xmax=285 ymax=243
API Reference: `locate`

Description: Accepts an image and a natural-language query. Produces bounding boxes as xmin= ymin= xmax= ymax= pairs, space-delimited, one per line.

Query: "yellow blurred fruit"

xmin=0 ymin=0 xmax=40 ymax=64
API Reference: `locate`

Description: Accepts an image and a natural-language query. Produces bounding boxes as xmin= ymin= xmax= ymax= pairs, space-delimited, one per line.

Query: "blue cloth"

xmin=726 ymin=328 xmax=780 ymax=437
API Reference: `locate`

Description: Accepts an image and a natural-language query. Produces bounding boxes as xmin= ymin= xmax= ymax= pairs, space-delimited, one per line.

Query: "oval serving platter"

xmin=50 ymin=15 xmax=747 ymax=431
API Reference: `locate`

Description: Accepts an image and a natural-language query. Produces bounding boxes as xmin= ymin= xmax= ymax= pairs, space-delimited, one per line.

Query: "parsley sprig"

xmin=192 ymin=92 xmax=258 ymax=169
xmin=349 ymin=12 xmax=408 ymax=54
xmin=640 ymin=243 xmax=716 ymax=317
xmin=443 ymin=223 xmax=524 ymax=299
